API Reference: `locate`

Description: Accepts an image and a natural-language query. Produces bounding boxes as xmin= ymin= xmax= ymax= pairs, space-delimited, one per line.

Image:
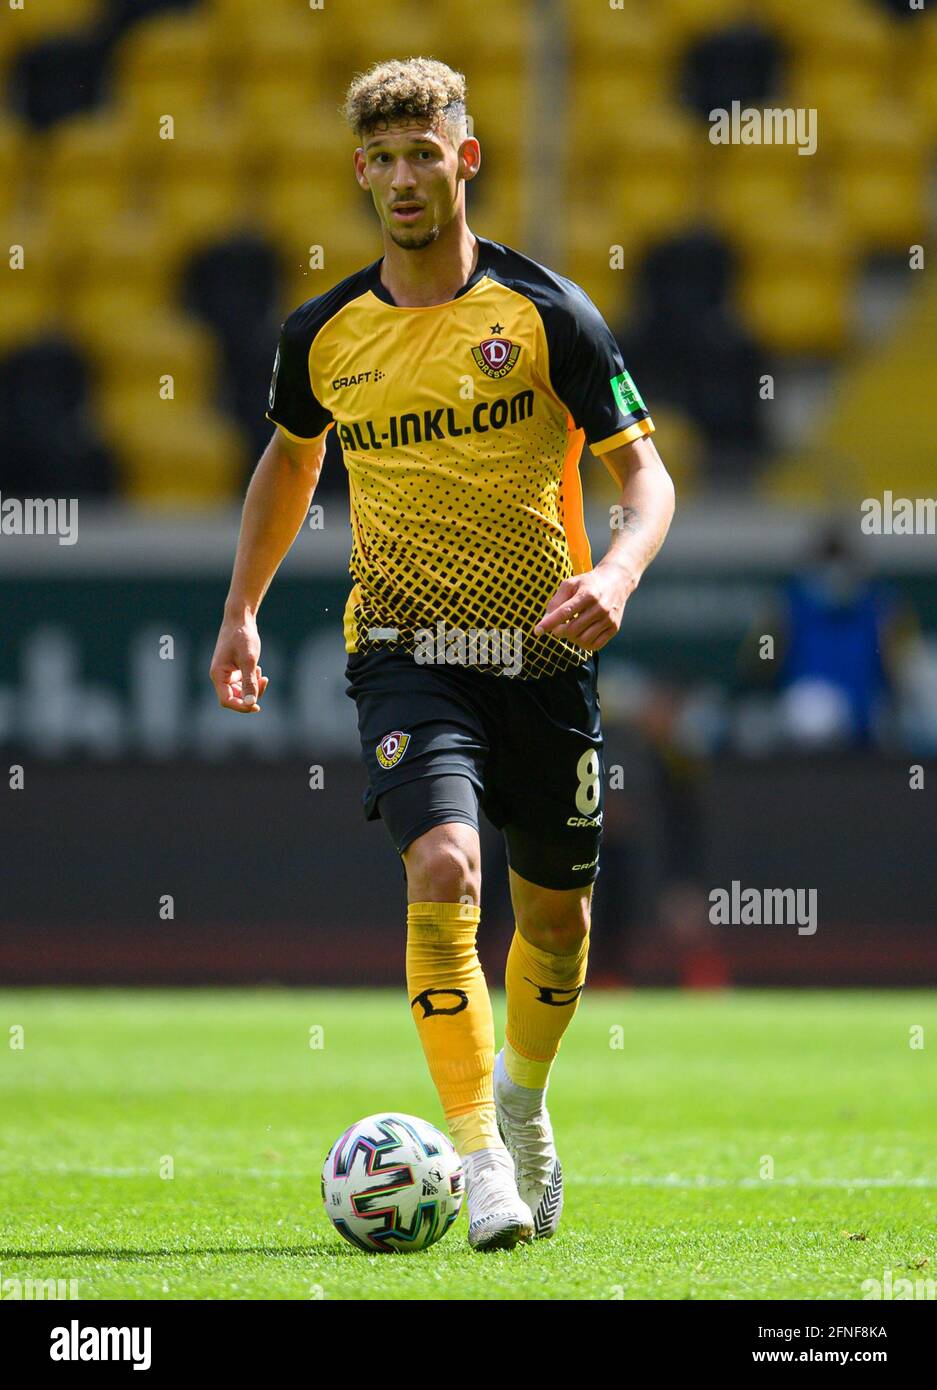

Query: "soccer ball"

xmin=321 ymin=1112 xmax=464 ymax=1253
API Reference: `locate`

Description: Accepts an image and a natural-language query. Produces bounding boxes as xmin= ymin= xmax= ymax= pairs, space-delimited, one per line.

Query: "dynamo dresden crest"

xmin=472 ymin=336 xmax=520 ymax=379
xmin=376 ymin=730 xmax=411 ymax=769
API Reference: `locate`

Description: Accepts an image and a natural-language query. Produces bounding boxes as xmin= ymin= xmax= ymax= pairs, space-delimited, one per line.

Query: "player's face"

xmin=356 ymin=121 xmax=475 ymax=249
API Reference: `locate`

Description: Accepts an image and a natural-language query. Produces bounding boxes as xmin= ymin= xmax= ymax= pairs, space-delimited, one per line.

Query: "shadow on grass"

xmin=0 ymin=1243 xmax=366 ymax=1261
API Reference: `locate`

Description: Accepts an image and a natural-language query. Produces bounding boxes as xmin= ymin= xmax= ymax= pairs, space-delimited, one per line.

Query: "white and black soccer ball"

xmin=321 ymin=1112 xmax=464 ymax=1253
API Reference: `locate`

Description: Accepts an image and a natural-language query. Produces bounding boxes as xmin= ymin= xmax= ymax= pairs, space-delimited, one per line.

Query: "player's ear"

xmin=353 ymin=148 xmax=369 ymax=190
xmin=459 ymin=137 xmax=481 ymax=182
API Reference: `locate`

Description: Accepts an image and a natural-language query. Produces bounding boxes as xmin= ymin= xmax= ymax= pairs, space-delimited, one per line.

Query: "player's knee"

xmin=403 ymin=827 xmax=481 ymax=904
xmin=515 ymin=887 xmax=591 ymax=954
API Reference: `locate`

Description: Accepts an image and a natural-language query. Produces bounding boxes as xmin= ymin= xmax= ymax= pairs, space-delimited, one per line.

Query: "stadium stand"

xmin=0 ymin=0 xmax=934 ymax=504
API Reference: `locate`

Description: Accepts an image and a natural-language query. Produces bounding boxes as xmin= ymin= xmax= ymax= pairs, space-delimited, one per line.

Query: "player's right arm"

xmin=210 ymin=424 xmax=329 ymax=713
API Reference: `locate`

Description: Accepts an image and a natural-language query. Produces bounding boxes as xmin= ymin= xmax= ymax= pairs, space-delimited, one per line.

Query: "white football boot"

xmin=463 ymin=1146 xmax=534 ymax=1251
xmin=493 ymin=1049 xmax=564 ymax=1239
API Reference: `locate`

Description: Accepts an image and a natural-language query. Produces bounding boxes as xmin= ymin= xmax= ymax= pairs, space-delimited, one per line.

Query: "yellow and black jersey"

xmin=266 ymin=234 xmax=654 ymax=679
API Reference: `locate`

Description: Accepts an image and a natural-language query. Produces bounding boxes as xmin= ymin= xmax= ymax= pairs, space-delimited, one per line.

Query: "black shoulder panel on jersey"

xmin=265 ymin=261 xmax=381 ymax=440
xmin=478 ymin=237 xmax=651 ymax=447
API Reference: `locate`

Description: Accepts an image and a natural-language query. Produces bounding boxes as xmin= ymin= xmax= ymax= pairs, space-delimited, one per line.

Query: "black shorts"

xmin=343 ymin=646 xmax=604 ymax=890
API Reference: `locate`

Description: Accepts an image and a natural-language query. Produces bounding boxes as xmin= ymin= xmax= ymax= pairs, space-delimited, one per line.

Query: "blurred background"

xmin=2 ymin=0 xmax=936 ymax=987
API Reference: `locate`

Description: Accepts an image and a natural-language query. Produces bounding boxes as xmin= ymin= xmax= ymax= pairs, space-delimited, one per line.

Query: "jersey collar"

xmin=368 ymin=234 xmax=490 ymax=307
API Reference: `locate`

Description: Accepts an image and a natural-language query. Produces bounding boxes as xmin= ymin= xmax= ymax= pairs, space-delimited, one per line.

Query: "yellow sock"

xmin=504 ymin=927 xmax=590 ymax=1089
xmin=406 ymin=901 xmax=502 ymax=1156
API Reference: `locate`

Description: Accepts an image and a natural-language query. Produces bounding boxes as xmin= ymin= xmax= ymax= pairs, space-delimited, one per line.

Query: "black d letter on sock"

xmin=523 ymin=978 xmax=584 ymax=1007
xmin=410 ymin=988 xmax=470 ymax=1018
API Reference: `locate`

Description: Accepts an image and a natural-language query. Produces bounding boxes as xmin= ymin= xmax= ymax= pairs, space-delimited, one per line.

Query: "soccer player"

xmin=210 ymin=58 xmax=675 ymax=1251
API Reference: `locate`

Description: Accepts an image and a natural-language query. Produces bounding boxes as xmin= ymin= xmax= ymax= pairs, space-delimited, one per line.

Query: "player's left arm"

xmin=535 ymin=433 xmax=675 ymax=651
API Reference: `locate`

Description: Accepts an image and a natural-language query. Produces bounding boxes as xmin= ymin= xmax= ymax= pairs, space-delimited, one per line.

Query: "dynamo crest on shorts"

xmin=376 ymin=730 xmax=411 ymax=769
xmin=472 ymin=336 xmax=520 ymax=378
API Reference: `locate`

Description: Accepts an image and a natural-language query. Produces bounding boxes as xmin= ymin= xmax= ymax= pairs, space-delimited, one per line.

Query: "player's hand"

xmin=209 ymin=612 xmax=270 ymax=712
xmin=533 ymin=559 xmax=637 ymax=652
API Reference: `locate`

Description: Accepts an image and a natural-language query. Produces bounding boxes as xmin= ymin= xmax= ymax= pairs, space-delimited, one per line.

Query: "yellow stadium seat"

xmin=331 ymin=0 xmax=528 ymax=72
xmin=656 ymin=0 xmax=753 ymax=44
xmin=204 ymin=3 xmax=322 ymax=79
xmin=572 ymin=106 xmax=702 ymax=252
xmin=112 ymin=12 xmax=224 ymax=137
xmin=604 ymin=110 xmax=706 ymax=250
xmin=728 ymin=180 xmax=856 ymax=358
xmin=568 ymin=69 xmax=672 ymax=165
xmin=0 ymin=269 xmax=59 ymax=352
xmin=824 ymin=105 xmax=927 ymax=251
xmin=40 ymin=113 xmax=135 ymax=229
xmin=120 ymin=78 xmax=222 ymax=142
xmin=765 ymin=349 xmax=937 ymax=504
xmin=738 ymin=262 xmax=854 ymax=356
xmin=113 ymin=11 xmax=218 ymax=88
xmin=237 ymin=79 xmax=326 ymax=161
xmin=564 ymin=201 xmax=640 ymax=319
xmin=767 ymin=0 xmax=896 ymax=63
xmin=325 ymin=2 xmax=450 ymax=71
xmin=906 ymin=13 xmax=937 ymax=139
xmin=436 ymin=0 xmax=530 ymax=58
xmin=841 ymin=352 xmax=937 ymax=496
xmin=834 ymin=164 xmax=927 ymax=252
xmin=8 ymin=0 xmax=102 ymax=43
xmin=64 ymin=282 xmax=171 ymax=346
xmin=103 ymin=402 xmax=248 ymax=506
xmin=764 ymin=256 xmax=937 ymax=502
xmin=0 ymin=119 xmax=27 ymax=220
xmin=59 ymin=218 xmax=177 ymax=342
xmin=609 ymin=103 xmax=700 ymax=176
xmin=568 ymin=0 xmax=675 ymax=82
xmin=155 ymin=173 xmax=245 ymax=251
xmin=467 ymin=166 xmax=524 ymax=248
xmin=262 ymin=178 xmax=377 ymax=283
xmin=564 ymin=250 xmax=632 ymax=325
xmin=709 ymin=139 xmax=800 ymax=240
xmin=80 ymin=309 xmax=219 ymax=408
xmin=61 ymin=213 xmax=178 ymax=290
xmin=791 ymin=63 xmax=890 ymax=130
xmin=464 ymin=71 xmax=532 ymax=160
xmin=252 ymin=113 xmax=355 ymax=183
xmin=132 ymin=118 xmax=246 ymax=249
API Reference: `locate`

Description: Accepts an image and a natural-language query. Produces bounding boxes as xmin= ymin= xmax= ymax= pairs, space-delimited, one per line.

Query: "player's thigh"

xmin=345 ymin=649 xmax=489 ymax=825
xmin=493 ymin=654 xmax=604 ymax=895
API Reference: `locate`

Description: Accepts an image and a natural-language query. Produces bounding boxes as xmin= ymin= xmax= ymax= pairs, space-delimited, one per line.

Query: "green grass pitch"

xmin=1 ymin=989 xmax=934 ymax=1300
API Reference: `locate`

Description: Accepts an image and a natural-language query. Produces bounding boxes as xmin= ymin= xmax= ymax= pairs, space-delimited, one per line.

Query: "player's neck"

xmin=378 ymin=221 xmax=479 ymax=308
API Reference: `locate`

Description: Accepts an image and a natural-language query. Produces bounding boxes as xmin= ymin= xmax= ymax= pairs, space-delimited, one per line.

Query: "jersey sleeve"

xmin=543 ymin=285 xmax=654 ymax=455
xmin=264 ymin=309 xmax=333 ymax=442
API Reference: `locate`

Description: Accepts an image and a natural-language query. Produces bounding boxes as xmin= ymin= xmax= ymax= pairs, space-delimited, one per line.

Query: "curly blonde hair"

xmin=343 ymin=57 xmax=468 ymax=143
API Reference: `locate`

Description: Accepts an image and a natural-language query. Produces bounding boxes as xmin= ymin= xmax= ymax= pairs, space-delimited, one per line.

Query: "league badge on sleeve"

xmin=610 ymin=369 xmax=645 ymax=417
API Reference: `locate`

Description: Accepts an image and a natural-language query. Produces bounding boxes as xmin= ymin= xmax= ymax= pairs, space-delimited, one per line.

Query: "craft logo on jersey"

xmin=376 ymin=729 xmax=411 ymax=769
xmin=472 ymin=336 xmax=521 ymax=379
